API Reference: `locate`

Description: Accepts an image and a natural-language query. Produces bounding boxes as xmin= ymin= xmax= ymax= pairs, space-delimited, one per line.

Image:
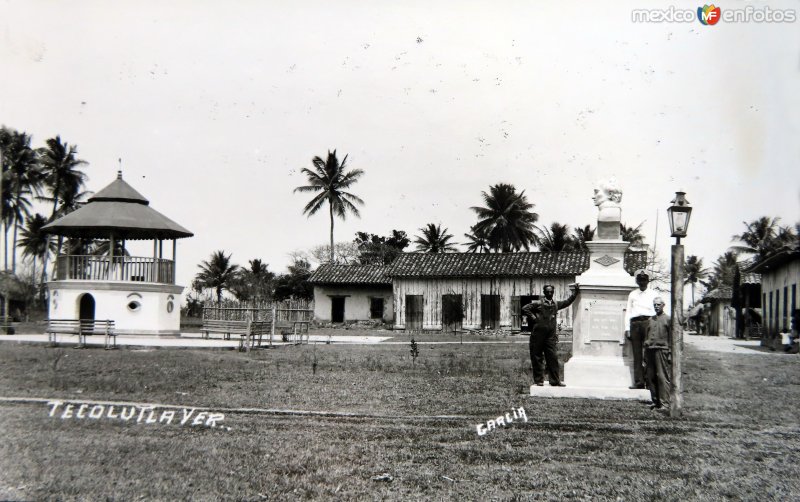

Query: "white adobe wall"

xmin=313 ymin=285 xmax=393 ymax=322
xmin=48 ymin=281 xmax=184 ymax=335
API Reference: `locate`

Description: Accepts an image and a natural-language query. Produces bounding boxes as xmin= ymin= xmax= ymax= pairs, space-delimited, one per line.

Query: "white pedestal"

xmin=530 ymin=237 xmax=649 ymax=401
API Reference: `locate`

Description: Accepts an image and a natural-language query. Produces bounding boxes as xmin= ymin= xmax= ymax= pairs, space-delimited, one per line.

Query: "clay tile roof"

xmin=308 ymin=264 xmax=391 ymax=286
xmin=741 ymin=272 xmax=761 ymax=285
xmin=386 ymin=251 xmax=647 ymax=278
xmin=703 ymin=287 xmax=733 ymax=301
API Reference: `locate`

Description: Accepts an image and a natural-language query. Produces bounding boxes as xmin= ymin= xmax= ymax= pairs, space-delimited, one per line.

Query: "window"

xmin=370 ymin=297 xmax=384 ymax=319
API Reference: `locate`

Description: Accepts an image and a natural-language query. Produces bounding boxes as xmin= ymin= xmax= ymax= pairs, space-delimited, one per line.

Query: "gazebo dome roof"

xmin=42 ymin=172 xmax=194 ymax=240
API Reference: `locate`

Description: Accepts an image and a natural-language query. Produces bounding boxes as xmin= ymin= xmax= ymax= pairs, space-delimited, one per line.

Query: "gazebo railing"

xmin=55 ymin=255 xmax=175 ymax=284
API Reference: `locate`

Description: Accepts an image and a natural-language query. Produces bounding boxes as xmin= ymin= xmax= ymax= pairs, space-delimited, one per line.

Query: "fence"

xmin=202 ymin=299 xmax=314 ymax=344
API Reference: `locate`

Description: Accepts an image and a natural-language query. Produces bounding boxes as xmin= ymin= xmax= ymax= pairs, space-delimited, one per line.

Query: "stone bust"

xmin=593 ymin=178 xmax=622 ymax=240
xmin=592 ymin=179 xmax=623 ymax=209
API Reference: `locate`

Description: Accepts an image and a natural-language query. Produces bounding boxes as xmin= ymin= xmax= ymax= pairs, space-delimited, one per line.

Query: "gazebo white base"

xmin=47 ymin=281 xmax=184 ymax=336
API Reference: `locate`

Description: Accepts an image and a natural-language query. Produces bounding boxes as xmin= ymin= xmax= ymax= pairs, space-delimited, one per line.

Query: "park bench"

xmin=201 ymin=319 xmax=273 ymax=351
xmin=47 ymin=319 xmax=117 ymax=349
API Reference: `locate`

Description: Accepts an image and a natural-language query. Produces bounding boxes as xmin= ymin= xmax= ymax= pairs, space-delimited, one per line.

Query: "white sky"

xmin=1 ymin=1 xmax=798 ymax=294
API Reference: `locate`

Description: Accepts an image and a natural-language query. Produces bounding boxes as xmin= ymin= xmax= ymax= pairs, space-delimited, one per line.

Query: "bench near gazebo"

xmin=42 ymin=171 xmax=193 ymax=338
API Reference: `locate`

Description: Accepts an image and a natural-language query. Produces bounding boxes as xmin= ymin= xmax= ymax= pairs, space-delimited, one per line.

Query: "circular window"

xmin=127 ymin=301 xmax=141 ymax=312
xmin=166 ymin=301 xmax=174 ymax=313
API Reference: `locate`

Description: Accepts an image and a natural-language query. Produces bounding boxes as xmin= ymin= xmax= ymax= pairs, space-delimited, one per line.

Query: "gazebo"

xmin=42 ymin=172 xmax=193 ymax=335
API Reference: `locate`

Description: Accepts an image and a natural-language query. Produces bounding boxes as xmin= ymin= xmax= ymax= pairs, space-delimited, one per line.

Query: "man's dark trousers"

xmin=644 ymin=348 xmax=671 ymax=407
xmin=630 ymin=318 xmax=648 ymax=388
xmin=530 ymin=327 xmax=560 ymax=385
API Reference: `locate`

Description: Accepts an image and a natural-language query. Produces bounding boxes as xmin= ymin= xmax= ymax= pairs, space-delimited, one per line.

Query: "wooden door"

xmin=405 ymin=295 xmax=424 ymax=330
xmin=441 ymin=294 xmax=463 ymax=333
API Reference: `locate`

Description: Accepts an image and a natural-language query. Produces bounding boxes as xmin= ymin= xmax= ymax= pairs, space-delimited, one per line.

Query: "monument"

xmin=531 ymin=179 xmax=650 ymax=399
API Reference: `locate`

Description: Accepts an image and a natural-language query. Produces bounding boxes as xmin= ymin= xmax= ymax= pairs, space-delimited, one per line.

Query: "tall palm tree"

xmin=0 ymin=128 xmax=42 ymax=272
xmin=463 ymin=226 xmax=491 ymax=253
xmin=572 ymin=225 xmax=594 ymax=251
xmin=196 ymin=250 xmax=239 ymax=303
xmin=470 ymin=183 xmax=538 ymax=252
xmin=37 ymin=136 xmax=88 ymax=281
xmin=536 ymin=222 xmax=576 ymax=252
xmin=413 ymin=223 xmax=457 ymax=253
xmin=17 ymin=213 xmax=55 ymax=292
xmin=683 ymin=255 xmax=709 ymax=306
xmin=294 ymin=150 xmax=364 ymax=263
xmin=621 ymin=222 xmax=645 ymax=248
xmin=731 ymin=216 xmax=788 ymax=262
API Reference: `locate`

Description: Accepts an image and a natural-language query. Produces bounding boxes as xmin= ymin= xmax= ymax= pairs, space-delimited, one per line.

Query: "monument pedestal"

xmin=530 ymin=239 xmax=649 ymax=401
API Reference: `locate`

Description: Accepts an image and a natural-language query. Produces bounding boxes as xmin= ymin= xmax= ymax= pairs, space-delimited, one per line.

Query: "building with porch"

xmin=42 ymin=172 xmax=193 ymax=335
xmin=748 ymin=250 xmax=799 ymax=339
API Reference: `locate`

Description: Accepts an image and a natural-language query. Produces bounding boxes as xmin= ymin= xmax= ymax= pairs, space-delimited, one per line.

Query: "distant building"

xmin=748 ymin=250 xmax=799 ymax=339
xmin=308 ymin=264 xmax=393 ymax=324
xmin=701 ymin=272 xmax=761 ymax=338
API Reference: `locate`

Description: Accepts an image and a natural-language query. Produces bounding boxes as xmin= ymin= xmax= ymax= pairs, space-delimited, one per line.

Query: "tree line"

xmin=1 ymin=126 xmax=90 ymax=310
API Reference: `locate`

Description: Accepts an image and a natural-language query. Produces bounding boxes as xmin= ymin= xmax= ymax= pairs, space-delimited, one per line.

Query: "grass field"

xmin=1 ymin=339 xmax=799 ymax=500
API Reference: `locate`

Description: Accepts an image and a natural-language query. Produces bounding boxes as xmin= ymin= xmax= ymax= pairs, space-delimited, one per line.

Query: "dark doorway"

xmin=441 ymin=294 xmax=463 ymax=333
xmin=79 ymin=293 xmax=95 ymax=321
xmin=331 ymin=297 xmax=345 ymax=323
xmin=405 ymin=295 xmax=424 ymax=330
xmin=481 ymin=294 xmax=501 ymax=329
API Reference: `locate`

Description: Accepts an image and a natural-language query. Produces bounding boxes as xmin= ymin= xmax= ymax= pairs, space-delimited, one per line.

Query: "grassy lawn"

xmin=1 ymin=339 xmax=799 ymax=500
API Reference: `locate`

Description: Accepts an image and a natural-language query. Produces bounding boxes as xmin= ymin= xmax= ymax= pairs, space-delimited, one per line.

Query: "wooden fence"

xmin=202 ymin=299 xmax=313 ymax=327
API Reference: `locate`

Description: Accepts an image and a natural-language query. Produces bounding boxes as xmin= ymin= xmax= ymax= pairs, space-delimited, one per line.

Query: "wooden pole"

xmin=670 ymin=242 xmax=684 ymax=417
xmin=172 ymin=240 xmax=177 ymax=283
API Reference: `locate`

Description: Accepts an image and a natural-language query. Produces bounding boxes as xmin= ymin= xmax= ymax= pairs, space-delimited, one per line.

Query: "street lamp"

xmin=667 ymin=191 xmax=692 ymax=242
xmin=668 ymin=191 xmax=692 ymax=417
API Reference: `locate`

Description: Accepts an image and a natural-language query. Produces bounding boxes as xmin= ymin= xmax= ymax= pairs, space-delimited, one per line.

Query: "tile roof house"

xmin=307 ymin=251 xmax=646 ymax=331
xmin=308 ymin=264 xmax=393 ymax=324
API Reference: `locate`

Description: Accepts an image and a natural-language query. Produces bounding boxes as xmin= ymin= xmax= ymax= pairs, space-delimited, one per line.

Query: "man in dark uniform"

xmin=644 ymin=297 xmax=671 ymax=410
xmin=523 ymin=283 xmax=579 ymax=387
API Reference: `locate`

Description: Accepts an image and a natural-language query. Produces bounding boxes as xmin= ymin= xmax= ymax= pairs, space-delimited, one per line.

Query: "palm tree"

xmin=0 ymin=128 xmax=42 ymax=272
xmin=37 ymin=136 xmax=88 ymax=281
xmin=195 ymin=250 xmax=239 ymax=303
xmin=572 ymin=225 xmax=594 ymax=251
xmin=463 ymin=226 xmax=491 ymax=253
xmin=470 ymin=183 xmax=538 ymax=252
xmin=731 ymin=217 xmax=790 ymax=262
xmin=683 ymin=255 xmax=709 ymax=306
xmin=536 ymin=222 xmax=576 ymax=252
xmin=414 ymin=223 xmax=457 ymax=253
xmin=294 ymin=150 xmax=364 ymax=263
xmin=703 ymin=251 xmax=739 ymax=291
xmin=17 ymin=213 xmax=55 ymax=293
xmin=621 ymin=222 xmax=645 ymax=248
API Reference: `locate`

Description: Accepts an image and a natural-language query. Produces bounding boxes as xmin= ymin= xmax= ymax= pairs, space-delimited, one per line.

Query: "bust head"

xmin=592 ymin=178 xmax=623 ymax=209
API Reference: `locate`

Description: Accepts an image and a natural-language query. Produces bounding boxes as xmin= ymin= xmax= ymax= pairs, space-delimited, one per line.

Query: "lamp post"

xmin=667 ymin=191 xmax=692 ymax=417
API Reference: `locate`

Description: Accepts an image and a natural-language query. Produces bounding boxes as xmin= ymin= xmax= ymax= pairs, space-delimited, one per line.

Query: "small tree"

xmin=410 ymin=337 xmax=419 ymax=366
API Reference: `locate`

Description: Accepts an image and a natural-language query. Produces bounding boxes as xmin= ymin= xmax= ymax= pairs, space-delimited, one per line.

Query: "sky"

xmin=1 ymin=0 xmax=798 ymax=297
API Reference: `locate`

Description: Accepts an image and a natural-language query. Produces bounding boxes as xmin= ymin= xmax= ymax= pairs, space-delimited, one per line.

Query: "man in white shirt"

xmin=625 ymin=269 xmax=658 ymax=389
